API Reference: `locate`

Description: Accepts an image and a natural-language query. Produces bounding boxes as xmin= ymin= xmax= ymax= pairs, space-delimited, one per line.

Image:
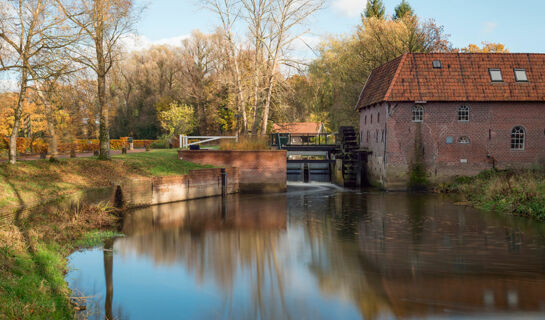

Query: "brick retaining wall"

xmin=113 ymin=168 xmax=239 ymax=207
xmin=179 ymin=150 xmax=287 ymax=193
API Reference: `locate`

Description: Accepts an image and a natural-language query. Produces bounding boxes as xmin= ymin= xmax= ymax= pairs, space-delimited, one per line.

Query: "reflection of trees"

xmin=118 ymin=194 xmax=290 ymax=319
xmin=301 ymin=192 xmax=393 ymax=320
xmin=99 ymin=190 xmax=545 ymax=320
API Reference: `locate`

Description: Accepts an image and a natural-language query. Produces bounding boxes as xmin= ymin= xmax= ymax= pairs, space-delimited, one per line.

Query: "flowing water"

xmin=66 ymin=183 xmax=545 ymax=319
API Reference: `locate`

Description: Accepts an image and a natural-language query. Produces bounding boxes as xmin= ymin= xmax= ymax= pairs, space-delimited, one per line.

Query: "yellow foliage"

xmin=461 ymin=42 xmax=509 ymax=53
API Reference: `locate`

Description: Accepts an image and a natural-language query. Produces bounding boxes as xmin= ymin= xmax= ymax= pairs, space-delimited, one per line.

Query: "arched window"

xmin=412 ymin=105 xmax=424 ymax=122
xmin=378 ymin=112 xmax=380 ymax=123
xmin=367 ymin=131 xmax=370 ymax=143
xmin=371 ymin=114 xmax=373 ymax=124
xmin=511 ymin=126 xmax=525 ymax=150
xmin=458 ymin=106 xmax=470 ymax=121
xmin=458 ymin=136 xmax=470 ymax=144
xmin=364 ymin=115 xmax=367 ymax=125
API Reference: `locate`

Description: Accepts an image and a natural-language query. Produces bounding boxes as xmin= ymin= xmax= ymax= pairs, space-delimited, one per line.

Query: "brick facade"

xmin=360 ymin=102 xmax=545 ymax=189
xmin=356 ymin=53 xmax=545 ymax=190
xmin=179 ymin=150 xmax=287 ymax=193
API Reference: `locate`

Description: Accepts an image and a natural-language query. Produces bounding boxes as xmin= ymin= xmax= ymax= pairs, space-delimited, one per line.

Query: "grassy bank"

xmin=0 ymin=149 xmax=210 ymax=318
xmin=0 ymin=202 xmax=121 ymax=319
xmin=439 ymin=169 xmax=545 ymax=220
xmin=0 ymin=149 xmax=210 ymax=212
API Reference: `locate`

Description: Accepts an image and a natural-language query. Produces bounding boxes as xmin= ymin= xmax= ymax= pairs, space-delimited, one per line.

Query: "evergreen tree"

xmin=393 ymin=0 xmax=414 ymax=20
xmin=363 ymin=0 xmax=386 ymax=19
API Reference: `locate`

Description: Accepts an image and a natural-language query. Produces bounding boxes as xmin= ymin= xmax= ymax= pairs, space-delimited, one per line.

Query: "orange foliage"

xmin=461 ymin=42 xmax=509 ymax=53
xmin=133 ymin=140 xmax=156 ymax=148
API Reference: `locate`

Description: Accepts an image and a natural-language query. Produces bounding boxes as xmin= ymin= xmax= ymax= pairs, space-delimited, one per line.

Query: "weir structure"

xmin=271 ymin=127 xmax=370 ymax=188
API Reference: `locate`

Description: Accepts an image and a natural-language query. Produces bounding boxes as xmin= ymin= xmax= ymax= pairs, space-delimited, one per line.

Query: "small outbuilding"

xmin=272 ymin=122 xmax=326 ymax=145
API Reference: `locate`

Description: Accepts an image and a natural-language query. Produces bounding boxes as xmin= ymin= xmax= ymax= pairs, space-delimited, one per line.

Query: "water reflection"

xmin=67 ymin=185 xmax=545 ymax=320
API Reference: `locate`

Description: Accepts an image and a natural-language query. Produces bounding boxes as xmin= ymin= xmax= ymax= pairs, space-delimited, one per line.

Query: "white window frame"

xmin=412 ymin=105 xmax=424 ymax=122
xmin=458 ymin=136 xmax=470 ymax=144
xmin=511 ymin=126 xmax=526 ymax=151
xmin=458 ymin=105 xmax=470 ymax=122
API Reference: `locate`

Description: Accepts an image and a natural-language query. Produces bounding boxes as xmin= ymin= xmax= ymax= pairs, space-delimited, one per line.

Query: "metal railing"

xmin=180 ymin=135 xmax=239 ymax=148
xmin=270 ymin=133 xmax=337 ymax=147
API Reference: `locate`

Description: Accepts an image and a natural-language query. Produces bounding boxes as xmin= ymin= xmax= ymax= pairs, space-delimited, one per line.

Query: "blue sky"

xmin=133 ymin=0 xmax=545 ymax=56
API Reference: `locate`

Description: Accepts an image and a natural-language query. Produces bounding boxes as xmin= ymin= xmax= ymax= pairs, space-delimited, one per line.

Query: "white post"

xmin=179 ymin=134 xmax=182 ymax=148
xmin=236 ymin=134 xmax=239 ymax=143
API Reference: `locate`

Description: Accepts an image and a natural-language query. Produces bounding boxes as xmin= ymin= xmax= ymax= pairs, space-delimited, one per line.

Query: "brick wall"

xmin=359 ymin=102 xmax=388 ymax=185
xmin=360 ymin=102 xmax=545 ymax=189
xmin=179 ymin=150 xmax=287 ymax=193
xmin=114 ymin=168 xmax=239 ymax=207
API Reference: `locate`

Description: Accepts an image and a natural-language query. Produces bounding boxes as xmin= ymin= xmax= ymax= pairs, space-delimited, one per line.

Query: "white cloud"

xmin=332 ymin=0 xmax=365 ymax=18
xmin=483 ymin=21 xmax=497 ymax=33
xmin=0 ymin=79 xmax=18 ymax=92
xmin=121 ymin=33 xmax=191 ymax=52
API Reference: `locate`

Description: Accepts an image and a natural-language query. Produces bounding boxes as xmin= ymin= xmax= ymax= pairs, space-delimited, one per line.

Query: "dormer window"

xmin=514 ymin=69 xmax=528 ymax=82
xmin=433 ymin=60 xmax=442 ymax=69
xmin=489 ymin=68 xmax=503 ymax=82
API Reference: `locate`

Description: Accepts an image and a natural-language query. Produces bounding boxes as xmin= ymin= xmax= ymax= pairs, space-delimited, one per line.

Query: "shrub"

xmin=150 ymin=140 xmax=169 ymax=149
xmin=220 ymin=136 xmax=270 ymax=151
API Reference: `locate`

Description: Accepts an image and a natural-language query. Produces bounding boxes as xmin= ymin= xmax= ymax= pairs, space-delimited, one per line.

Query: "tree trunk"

xmin=96 ymin=6 xmax=110 ymax=161
xmin=250 ymin=60 xmax=260 ymax=135
xmin=46 ymin=104 xmax=58 ymax=160
xmin=97 ymin=72 xmax=110 ymax=160
xmin=233 ymin=55 xmax=248 ymax=135
xmin=9 ymin=69 xmax=28 ymax=164
xmin=260 ymin=75 xmax=275 ymax=135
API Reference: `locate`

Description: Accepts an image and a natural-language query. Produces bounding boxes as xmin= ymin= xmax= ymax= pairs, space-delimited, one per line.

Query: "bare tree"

xmin=203 ymin=0 xmax=249 ymax=134
xmin=0 ymin=0 xmax=74 ymax=164
xmin=241 ymin=0 xmax=271 ymax=135
xmin=56 ymin=0 xmax=137 ymax=160
xmin=259 ymin=0 xmax=324 ymax=134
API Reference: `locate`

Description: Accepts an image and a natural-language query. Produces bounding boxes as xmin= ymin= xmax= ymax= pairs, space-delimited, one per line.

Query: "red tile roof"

xmin=272 ymin=122 xmax=323 ymax=134
xmin=356 ymin=53 xmax=545 ymax=109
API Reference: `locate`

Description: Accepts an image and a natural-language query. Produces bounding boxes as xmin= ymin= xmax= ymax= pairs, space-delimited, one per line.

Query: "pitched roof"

xmin=272 ymin=122 xmax=323 ymax=134
xmin=356 ymin=53 xmax=545 ymax=109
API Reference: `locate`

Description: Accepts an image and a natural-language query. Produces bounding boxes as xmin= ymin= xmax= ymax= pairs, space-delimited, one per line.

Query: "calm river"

xmin=67 ymin=183 xmax=545 ymax=319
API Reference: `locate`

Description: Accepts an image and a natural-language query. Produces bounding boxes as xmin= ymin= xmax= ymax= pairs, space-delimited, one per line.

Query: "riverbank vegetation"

xmin=0 ymin=201 xmax=121 ymax=319
xmin=438 ymin=169 xmax=545 ymax=220
xmin=0 ymin=150 xmax=208 ymax=212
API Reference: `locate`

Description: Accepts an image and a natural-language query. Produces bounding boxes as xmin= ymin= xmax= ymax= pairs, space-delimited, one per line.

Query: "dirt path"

xmin=0 ymin=148 xmax=147 ymax=162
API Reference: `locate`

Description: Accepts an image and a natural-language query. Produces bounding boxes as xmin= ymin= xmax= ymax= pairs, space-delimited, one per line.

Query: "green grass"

xmin=112 ymin=149 xmax=212 ymax=176
xmin=0 ymin=149 xmax=210 ymax=211
xmin=74 ymin=230 xmax=123 ymax=249
xmin=439 ymin=168 xmax=545 ymax=220
xmin=0 ymin=243 xmax=74 ymax=319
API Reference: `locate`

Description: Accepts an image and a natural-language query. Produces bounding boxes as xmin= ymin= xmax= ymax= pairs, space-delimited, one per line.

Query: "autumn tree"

xmin=363 ymin=0 xmax=385 ymax=19
xmin=0 ymin=0 xmax=74 ymax=163
xmin=393 ymin=0 xmax=413 ymax=20
xmin=461 ymin=42 xmax=509 ymax=53
xmin=56 ymin=0 xmax=137 ymax=160
xmin=307 ymin=13 xmax=451 ymax=130
xmin=158 ymin=103 xmax=195 ymax=137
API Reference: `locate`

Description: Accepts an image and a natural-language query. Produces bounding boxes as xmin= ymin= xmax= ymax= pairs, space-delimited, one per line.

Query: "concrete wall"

xmin=360 ymin=102 xmax=545 ymax=190
xmin=113 ymin=168 xmax=239 ymax=207
xmin=179 ymin=150 xmax=287 ymax=193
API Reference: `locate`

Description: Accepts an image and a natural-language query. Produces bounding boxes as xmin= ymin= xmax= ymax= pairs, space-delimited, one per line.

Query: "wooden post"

xmin=221 ymin=168 xmax=227 ymax=197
